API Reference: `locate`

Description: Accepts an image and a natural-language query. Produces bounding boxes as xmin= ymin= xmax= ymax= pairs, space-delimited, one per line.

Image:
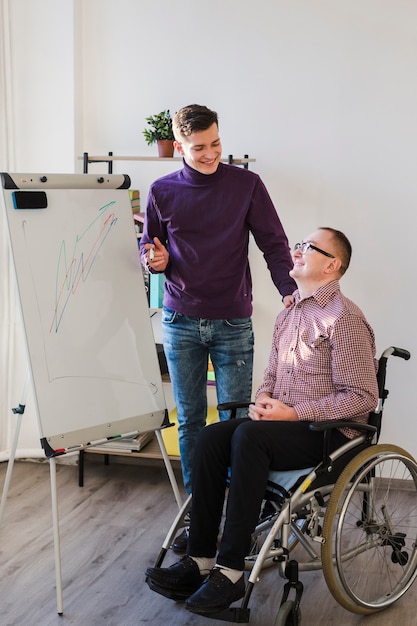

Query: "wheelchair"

xmin=150 ymin=347 xmax=417 ymax=624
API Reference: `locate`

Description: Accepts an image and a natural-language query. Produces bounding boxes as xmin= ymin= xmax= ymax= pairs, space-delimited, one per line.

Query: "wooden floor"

xmin=1 ymin=456 xmax=417 ymax=626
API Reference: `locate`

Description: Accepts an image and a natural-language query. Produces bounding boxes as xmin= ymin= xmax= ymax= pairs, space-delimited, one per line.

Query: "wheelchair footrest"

xmin=190 ymin=606 xmax=250 ymax=623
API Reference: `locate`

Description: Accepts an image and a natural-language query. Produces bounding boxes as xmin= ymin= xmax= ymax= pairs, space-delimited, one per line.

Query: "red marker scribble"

xmin=49 ymin=201 xmax=118 ymax=333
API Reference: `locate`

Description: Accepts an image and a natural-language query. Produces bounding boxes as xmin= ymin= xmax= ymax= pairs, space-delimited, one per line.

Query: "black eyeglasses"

xmin=293 ymin=242 xmax=335 ymax=259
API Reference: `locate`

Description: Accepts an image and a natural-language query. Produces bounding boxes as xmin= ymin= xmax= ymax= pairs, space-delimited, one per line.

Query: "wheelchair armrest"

xmin=217 ymin=401 xmax=251 ymax=410
xmin=309 ymin=420 xmax=377 ymax=435
xmin=217 ymin=401 xmax=251 ymax=419
xmin=309 ymin=420 xmax=378 ymax=471
xmin=217 ymin=407 xmax=379 ymax=476
xmin=217 ymin=406 xmax=378 ymax=439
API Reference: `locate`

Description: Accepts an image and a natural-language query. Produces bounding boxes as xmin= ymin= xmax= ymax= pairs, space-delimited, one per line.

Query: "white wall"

xmin=3 ymin=0 xmax=417 ymax=457
xmin=0 ymin=0 xmax=75 ymax=456
xmin=5 ymin=0 xmax=75 ymax=171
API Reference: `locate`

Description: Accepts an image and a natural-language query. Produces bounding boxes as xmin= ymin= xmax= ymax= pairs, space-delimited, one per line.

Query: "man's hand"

xmin=249 ymin=394 xmax=298 ymax=421
xmin=144 ymin=236 xmax=169 ymax=272
xmin=283 ymin=294 xmax=294 ymax=308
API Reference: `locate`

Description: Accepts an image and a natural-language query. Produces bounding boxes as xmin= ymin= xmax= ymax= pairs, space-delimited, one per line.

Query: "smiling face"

xmin=290 ymin=228 xmax=342 ymax=293
xmin=174 ymin=123 xmax=222 ymax=175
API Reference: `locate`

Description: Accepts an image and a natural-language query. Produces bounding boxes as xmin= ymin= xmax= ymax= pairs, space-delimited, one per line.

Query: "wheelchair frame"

xmin=150 ymin=347 xmax=417 ymax=625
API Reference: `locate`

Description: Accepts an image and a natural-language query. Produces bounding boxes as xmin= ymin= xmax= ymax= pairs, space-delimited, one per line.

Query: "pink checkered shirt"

xmin=256 ymin=280 xmax=379 ymax=439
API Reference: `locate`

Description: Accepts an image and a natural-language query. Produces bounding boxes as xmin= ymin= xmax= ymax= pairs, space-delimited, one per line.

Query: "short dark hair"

xmin=173 ymin=104 xmax=218 ymax=140
xmin=319 ymin=227 xmax=352 ymax=275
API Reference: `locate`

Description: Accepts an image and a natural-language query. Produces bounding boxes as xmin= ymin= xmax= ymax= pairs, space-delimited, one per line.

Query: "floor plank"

xmin=1 ymin=458 xmax=417 ymax=626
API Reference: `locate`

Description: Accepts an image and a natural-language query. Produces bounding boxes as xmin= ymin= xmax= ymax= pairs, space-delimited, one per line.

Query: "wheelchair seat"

xmin=265 ymin=467 xmax=313 ymax=505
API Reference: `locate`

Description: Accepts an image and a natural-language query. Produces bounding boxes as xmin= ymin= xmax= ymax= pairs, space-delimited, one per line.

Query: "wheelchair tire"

xmin=274 ymin=600 xmax=301 ymax=626
xmin=322 ymin=444 xmax=417 ymax=614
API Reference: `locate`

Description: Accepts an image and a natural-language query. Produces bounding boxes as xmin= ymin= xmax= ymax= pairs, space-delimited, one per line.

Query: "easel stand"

xmin=0 ymin=373 xmax=64 ymax=614
xmin=0 ymin=379 xmax=183 ymax=616
xmin=0 ymin=171 xmax=184 ymax=616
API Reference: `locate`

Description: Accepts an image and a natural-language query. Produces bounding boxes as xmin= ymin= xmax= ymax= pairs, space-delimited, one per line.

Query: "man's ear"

xmin=174 ymin=140 xmax=183 ymax=155
xmin=324 ymin=257 xmax=342 ymax=275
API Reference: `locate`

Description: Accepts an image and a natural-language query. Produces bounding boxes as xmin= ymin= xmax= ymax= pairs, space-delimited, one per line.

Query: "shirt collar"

xmin=294 ymin=279 xmax=341 ymax=307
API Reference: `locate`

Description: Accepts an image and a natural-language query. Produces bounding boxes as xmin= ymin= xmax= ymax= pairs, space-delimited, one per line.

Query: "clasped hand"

xmin=249 ymin=394 xmax=298 ymax=421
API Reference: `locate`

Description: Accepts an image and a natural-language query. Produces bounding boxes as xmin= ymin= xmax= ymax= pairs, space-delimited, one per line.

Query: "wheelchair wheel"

xmin=274 ymin=600 xmax=301 ymax=626
xmin=322 ymin=444 xmax=417 ymax=614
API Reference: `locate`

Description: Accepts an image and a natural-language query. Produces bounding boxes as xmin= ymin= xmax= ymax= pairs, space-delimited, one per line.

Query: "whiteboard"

xmin=1 ymin=173 xmax=167 ymax=455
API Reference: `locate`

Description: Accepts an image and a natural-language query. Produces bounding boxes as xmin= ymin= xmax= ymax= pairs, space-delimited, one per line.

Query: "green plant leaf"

xmin=142 ymin=109 xmax=174 ymax=144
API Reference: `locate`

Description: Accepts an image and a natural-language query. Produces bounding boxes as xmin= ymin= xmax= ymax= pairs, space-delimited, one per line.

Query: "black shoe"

xmin=185 ymin=568 xmax=245 ymax=615
xmin=172 ymin=528 xmax=189 ymax=553
xmin=145 ymin=556 xmax=206 ymax=601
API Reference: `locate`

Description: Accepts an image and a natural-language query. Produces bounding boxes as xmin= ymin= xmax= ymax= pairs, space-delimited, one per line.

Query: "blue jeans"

xmin=162 ymin=307 xmax=254 ymax=494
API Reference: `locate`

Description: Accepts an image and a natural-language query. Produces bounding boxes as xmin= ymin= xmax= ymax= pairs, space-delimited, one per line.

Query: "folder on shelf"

xmin=88 ymin=431 xmax=155 ymax=453
xmin=129 ymin=189 xmax=140 ymax=200
xmin=129 ymin=189 xmax=140 ymax=213
xmin=149 ymin=273 xmax=165 ymax=308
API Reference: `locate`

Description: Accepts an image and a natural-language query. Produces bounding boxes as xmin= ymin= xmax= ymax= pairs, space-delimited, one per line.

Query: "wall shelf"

xmin=79 ymin=152 xmax=255 ymax=173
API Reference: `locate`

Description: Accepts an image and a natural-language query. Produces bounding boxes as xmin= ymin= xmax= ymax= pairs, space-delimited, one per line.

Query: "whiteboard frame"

xmin=1 ymin=173 xmax=169 ymax=456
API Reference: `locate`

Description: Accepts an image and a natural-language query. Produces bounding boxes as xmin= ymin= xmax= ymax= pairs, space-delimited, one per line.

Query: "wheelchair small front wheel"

xmin=322 ymin=444 xmax=417 ymax=615
xmin=274 ymin=600 xmax=301 ymax=626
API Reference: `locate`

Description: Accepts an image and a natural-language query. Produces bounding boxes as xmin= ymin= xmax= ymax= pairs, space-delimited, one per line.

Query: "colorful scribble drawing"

xmin=49 ymin=201 xmax=118 ymax=333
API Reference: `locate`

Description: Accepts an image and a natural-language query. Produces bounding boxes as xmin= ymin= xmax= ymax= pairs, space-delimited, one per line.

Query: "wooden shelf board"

xmin=84 ymin=434 xmax=180 ymax=462
xmin=79 ymin=155 xmax=255 ymax=164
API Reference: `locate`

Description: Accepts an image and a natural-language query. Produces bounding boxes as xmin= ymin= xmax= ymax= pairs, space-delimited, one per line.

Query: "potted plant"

xmin=142 ymin=109 xmax=175 ymax=157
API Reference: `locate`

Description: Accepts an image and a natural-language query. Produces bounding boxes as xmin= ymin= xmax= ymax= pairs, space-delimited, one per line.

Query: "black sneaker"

xmin=145 ymin=555 xmax=205 ymax=601
xmin=186 ymin=568 xmax=245 ymax=614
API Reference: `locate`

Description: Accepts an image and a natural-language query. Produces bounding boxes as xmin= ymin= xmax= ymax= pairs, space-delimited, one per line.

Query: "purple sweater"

xmin=140 ymin=160 xmax=296 ymax=319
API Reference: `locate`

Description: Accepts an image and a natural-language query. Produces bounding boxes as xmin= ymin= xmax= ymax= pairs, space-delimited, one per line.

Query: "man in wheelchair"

xmin=146 ymin=226 xmax=379 ymax=617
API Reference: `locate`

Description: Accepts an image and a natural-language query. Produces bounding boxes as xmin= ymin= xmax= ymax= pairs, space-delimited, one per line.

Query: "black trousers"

xmin=188 ymin=418 xmax=348 ymax=571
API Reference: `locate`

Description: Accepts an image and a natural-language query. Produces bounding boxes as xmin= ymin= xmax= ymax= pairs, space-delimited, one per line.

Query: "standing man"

xmin=140 ymin=104 xmax=296 ymax=505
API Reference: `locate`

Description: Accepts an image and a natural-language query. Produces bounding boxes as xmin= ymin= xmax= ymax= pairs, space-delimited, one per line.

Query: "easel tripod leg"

xmin=0 ymin=409 xmax=24 ymax=527
xmin=49 ymin=457 xmax=63 ymax=615
xmin=155 ymin=430 xmax=183 ymax=509
xmin=0 ymin=370 xmax=30 ymax=528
